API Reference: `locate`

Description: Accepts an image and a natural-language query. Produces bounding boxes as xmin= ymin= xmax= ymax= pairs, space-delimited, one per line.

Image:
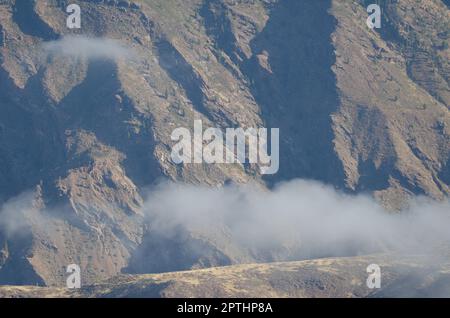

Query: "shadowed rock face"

xmin=12 ymin=0 xmax=58 ymax=41
xmin=0 ymin=0 xmax=448 ymax=286
xmin=125 ymin=225 xmax=233 ymax=274
xmin=242 ymin=0 xmax=346 ymax=185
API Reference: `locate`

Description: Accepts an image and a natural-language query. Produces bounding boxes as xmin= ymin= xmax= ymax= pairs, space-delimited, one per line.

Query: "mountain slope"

xmin=0 ymin=0 xmax=448 ymax=286
xmin=2 ymin=252 xmax=450 ymax=298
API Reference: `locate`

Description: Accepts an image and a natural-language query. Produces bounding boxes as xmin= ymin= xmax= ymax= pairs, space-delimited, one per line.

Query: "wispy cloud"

xmin=142 ymin=180 xmax=450 ymax=259
xmin=1 ymin=179 xmax=450 ymax=282
xmin=43 ymin=36 xmax=133 ymax=60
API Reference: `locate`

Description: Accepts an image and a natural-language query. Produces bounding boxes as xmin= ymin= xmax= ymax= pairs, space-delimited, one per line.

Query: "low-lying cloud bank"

xmin=43 ymin=35 xmax=133 ymax=60
xmin=142 ymin=180 xmax=450 ymax=259
xmin=1 ymin=179 xmax=449 ymax=262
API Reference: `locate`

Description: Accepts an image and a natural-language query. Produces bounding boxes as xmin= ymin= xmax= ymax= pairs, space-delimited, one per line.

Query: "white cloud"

xmin=142 ymin=180 xmax=450 ymax=259
xmin=43 ymin=36 xmax=133 ymax=60
xmin=1 ymin=179 xmax=449 ymax=268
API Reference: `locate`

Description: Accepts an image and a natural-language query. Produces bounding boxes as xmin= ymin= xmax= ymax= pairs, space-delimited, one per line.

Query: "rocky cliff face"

xmin=0 ymin=0 xmax=448 ymax=286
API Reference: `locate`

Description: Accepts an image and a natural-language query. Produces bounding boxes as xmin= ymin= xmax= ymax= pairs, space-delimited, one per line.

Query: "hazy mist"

xmin=142 ymin=180 xmax=450 ymax=259
xmin=43 ymin=35 xmax=133 ymax=60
